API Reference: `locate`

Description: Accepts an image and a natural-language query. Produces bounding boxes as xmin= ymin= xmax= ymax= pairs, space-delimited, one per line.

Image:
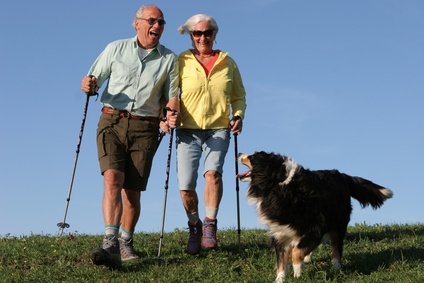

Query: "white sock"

xmin=121 ymin=228 xmax=133 ymax=241
xmin=205 ymin=207 xmax=218 ymax=219
xmin=105 ymin=224 xmax=119 ymax=238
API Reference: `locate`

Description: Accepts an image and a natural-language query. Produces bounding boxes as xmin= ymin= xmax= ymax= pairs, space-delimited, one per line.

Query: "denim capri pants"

xmin=176 ymin=128 xmax=231 ymax=191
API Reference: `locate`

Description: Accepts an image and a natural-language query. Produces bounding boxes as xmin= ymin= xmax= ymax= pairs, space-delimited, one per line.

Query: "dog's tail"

xmin=344 ymin=173 xmax=393 ymax=209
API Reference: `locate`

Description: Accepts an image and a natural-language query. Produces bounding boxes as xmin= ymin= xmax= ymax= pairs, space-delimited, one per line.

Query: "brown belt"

xmin=101 ymin=107 xmax=158 ymax=122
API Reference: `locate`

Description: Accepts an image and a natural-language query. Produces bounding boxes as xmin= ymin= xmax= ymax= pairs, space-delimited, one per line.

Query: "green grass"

xmin=1 ymin=223 xmax=423 ymax=282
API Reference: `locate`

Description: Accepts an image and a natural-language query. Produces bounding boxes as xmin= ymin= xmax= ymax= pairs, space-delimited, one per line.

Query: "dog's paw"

xmin=304 ymin=251 xmax=313 ymax=263
xmin=274 ymin=272 xmax=285 ymax=283
xmin=293 ymin=263 xmax=303 ymax=278
xmin=332 ymin=258 xmax=341 ymax=269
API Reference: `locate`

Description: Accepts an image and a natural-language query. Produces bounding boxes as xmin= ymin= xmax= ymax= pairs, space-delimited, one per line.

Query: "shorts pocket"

xmin=96 ymin=130 xmax=107 ymax=160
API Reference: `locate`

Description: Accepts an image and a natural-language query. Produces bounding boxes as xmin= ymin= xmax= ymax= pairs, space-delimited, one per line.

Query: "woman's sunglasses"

xmin=191 ymin=29 xmax=214 ymax=38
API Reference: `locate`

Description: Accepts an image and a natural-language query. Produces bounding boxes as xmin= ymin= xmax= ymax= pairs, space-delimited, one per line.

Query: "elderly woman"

xmin=176 ymin=14 xmax=247 ymax=255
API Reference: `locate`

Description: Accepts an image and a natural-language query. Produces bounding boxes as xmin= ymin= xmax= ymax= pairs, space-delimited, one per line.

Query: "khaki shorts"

xmin=96 ymin=113 xmax=159 ymax=191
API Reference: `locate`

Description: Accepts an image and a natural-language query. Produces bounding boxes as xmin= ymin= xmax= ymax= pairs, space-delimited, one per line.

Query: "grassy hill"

xmin=1 ymin=223 xmax=423 ymax=282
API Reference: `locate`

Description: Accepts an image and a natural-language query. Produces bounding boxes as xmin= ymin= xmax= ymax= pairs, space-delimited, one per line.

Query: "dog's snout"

xmin=237 ymin=153 xmax=247 ymax=162
xmin=237 ymin=153 xmax=252 ymax=169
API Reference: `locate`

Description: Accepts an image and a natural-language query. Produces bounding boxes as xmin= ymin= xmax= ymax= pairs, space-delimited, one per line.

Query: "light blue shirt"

xmin=87 ymin=36 xmax=179 ymax=117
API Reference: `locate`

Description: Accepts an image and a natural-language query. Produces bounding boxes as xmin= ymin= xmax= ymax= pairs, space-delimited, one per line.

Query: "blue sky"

xmin=0 ymin=0 xmax=422 ymax=237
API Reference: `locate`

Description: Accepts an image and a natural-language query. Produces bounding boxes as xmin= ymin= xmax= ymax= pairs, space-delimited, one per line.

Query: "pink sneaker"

xmin=202 ymin=217 xmax=217 ymax=249
xmin=187 ymin=220 xmax=203 ymax=255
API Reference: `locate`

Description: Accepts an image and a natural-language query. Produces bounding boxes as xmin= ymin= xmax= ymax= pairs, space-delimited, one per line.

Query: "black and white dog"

xmin=237 ymin=151 xmax=393 ymax=282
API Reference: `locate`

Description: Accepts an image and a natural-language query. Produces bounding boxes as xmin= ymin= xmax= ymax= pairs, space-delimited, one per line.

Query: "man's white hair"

xmin=132 ymin=5 xmax=163 ymax=31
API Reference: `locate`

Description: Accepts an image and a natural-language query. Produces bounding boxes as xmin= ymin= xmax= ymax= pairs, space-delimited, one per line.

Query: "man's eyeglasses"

xmin=138 ymin=17 xmax=166 ymax=26
xmin=191 ymin=29 xmax=214 ymax=38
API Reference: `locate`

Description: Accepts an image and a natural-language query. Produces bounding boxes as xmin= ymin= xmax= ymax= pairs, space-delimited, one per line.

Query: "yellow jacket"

xmin=178 ymin=49 xmax=247 ymax=129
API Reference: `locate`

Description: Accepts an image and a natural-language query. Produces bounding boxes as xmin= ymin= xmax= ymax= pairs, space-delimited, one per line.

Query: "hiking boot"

xmin=187 ymin=220 xmax=203 ymax=255
xmin=119 ymin=237 xmax=140 ymax=262
xmin=90 ymin=235 xmax=122 ymax=268
xmin=202 ymin=217 xmax=217 ymax=249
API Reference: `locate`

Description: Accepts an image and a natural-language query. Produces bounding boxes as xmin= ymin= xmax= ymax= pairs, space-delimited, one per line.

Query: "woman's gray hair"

xmin=132 ymin=5 xmax=163 ymax=31
xmin=177 ymin=14 xmax=219 ymax=35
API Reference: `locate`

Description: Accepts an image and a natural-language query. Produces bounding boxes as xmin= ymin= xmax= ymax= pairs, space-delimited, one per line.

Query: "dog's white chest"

xmin=252 ymin=200 xmax=301 ymax=246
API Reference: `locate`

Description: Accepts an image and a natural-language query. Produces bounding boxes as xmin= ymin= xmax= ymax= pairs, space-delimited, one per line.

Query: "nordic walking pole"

xmin=155 ymin=131 xmax=166 ymax=153
xmin=57 ymin=78 xmax=96 ymax=236
xmin=157 ymin=128 xmax=174 ymax=260
xmin=157 ymin=108 xmax=177 ymax=260
xmin=234 ymin=132 xmax=241 ymax=251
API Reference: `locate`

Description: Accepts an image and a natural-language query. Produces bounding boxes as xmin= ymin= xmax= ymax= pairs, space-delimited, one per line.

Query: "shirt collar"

xmin=132 ymin=35 xmax=163 ymax=55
